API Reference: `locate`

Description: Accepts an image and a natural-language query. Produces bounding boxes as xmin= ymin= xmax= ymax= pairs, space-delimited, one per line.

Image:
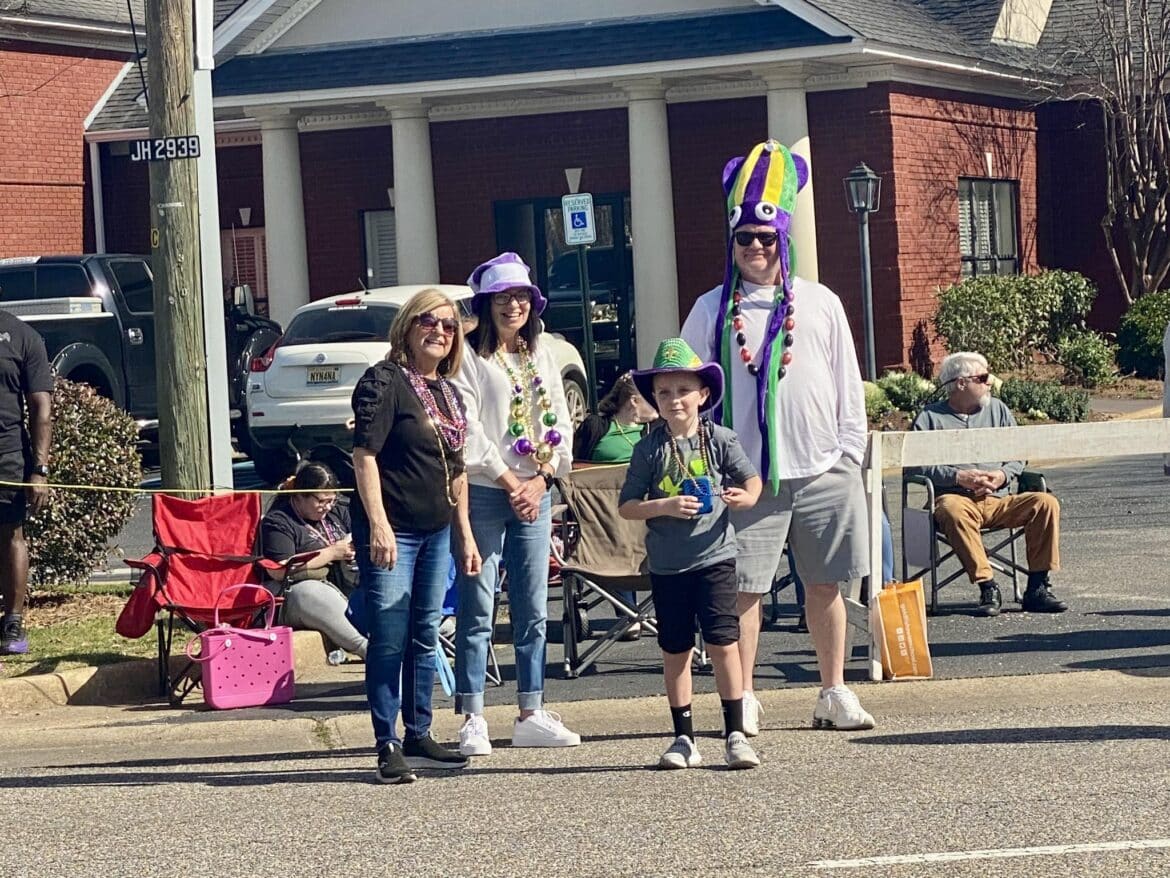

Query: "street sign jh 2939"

xmin=561 ymin=193 xmax=597 ymax=246
xmin=130 ymin=136 xmax=201 ymax=162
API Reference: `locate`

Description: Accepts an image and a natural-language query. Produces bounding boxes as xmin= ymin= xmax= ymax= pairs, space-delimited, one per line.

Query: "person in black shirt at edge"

xmin=260 ymin=463 xmax=368 ymax=663
xmin=350 ymin=288 xmax=482 ymax=784
xmin=0 ymin=311 xmax=53 ymax=656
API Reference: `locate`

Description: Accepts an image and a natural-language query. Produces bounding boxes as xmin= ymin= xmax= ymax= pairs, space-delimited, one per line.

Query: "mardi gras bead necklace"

xmin=666 ymin=419 xmax=712 ymax=490
xmin=494 ymin=336 xmax=562 ymax=465
xmin=731 ymin=285 xmax=795 ymax=378
xmin=404 ymin=363 xmax=464 ymax=507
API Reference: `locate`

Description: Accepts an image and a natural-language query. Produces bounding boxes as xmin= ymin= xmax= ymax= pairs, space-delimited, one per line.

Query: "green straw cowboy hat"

xmin=632 ymin=338 xmax=725 ymax=414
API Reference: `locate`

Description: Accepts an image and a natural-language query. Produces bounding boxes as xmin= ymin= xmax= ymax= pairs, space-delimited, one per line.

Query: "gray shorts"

xmin=731 ymin=454 xmax=869 ymax=593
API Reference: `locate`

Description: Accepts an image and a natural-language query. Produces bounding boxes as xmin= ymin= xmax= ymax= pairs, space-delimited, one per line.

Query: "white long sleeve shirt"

xmin=681 ymin=276 xmax=867 ymax=480
xmin=451 ymin=335 xmax=574 ymax=489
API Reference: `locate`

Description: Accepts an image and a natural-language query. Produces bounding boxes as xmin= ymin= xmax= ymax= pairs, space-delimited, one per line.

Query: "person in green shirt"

xmin=573 ymin=372 xmax=658 ymax=463
xmin=571 ymin=372 xmax=658 ymax=638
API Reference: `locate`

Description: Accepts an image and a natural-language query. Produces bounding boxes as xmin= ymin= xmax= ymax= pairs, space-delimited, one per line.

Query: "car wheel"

xmin=562 ymin=374 xmax=588 ymax=427
xmin=252 ymin=448 xmax=297 ymax=486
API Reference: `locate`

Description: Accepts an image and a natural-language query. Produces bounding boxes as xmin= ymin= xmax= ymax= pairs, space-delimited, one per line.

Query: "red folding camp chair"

xmin=116 ymin=492 xmax=282 ymax=704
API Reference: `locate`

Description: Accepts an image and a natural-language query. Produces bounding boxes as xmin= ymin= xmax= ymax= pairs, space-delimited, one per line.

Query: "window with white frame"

xmin=362 ymin=209 xmax=398 ymax=288
xmin=958 ymin=178 xmax=1019 ymax=277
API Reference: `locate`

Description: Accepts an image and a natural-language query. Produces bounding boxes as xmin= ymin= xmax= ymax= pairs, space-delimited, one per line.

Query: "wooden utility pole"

xmin=146 ymin=0 xmax=211 ymax=492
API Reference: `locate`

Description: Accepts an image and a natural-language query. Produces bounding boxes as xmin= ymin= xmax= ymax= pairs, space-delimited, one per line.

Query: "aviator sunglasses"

xmin=414 ymin=313 xmax=459 ymax=335
xmin=733 ymin=230 xmax=779 ymax=247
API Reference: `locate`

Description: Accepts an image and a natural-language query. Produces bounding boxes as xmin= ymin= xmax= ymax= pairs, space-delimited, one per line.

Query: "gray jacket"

xmin=908 ymin=397 xmax=1023 ymax=497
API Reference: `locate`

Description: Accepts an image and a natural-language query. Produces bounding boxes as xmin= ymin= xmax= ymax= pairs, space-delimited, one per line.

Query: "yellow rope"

xmin=0 ymin=480 xmax=353 ymax=495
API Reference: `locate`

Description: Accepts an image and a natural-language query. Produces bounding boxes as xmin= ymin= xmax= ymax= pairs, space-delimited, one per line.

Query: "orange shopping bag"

xmin=875 ymin=579 xmax=933 ymax=680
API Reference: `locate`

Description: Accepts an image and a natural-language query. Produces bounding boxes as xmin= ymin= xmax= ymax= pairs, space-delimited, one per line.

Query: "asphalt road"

xmin=1 ymin=670 xmax=1168 ymax=878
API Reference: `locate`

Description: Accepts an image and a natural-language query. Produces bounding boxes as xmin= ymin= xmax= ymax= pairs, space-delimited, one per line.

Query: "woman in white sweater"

xmin=450 ymin=252 xmax=580 ymax=755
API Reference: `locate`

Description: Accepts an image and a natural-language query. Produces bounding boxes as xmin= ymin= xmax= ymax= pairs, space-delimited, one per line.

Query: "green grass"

xmin=0 ymin=581 xmax=155 ymax=679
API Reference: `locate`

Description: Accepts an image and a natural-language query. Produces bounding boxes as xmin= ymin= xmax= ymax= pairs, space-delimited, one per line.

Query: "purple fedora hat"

xmin=466 ymin=252 xmax=548 ymax=315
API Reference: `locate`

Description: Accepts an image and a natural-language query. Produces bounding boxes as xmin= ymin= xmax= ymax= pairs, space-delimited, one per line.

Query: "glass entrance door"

xmin=495 ymin=194 xmax=635 ymax=397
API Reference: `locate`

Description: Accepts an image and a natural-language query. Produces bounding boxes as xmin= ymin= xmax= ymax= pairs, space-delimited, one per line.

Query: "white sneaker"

xmin=742 ymin=690 xmax=762 ymax=737
xmin=511 ymin=710 xmax=582 ymax=748
xmin=724 ymin=731 xmax=761 ymax=769
xmin=658 ymin=735 xmax=701 ymax=769
xmin=458 ymin=714 xmax=492 ymax=756
xmin=438 ymin=615 xmax=456 ymax=638
xmin=812 ymin=686 xmax=876 ymax=731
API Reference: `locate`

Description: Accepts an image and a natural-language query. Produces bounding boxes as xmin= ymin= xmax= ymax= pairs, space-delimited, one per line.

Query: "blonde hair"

xmin=387 ymin=288 xmax=465 ymax=377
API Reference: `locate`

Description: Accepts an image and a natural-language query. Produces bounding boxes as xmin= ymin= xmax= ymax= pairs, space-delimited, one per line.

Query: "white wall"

xmin=273 ymin=0 xmax=753 ymax=49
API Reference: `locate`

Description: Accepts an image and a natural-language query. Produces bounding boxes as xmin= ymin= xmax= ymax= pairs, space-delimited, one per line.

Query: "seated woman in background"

xmin=261 ymin=463 xmax=368 ymax=663
xmin=572 ymin=371 xmax=659 ymax=639
xmin=572 ymin=372 xmax=657 ymax=463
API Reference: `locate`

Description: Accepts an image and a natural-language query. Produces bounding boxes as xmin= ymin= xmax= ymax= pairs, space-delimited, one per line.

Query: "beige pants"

xmin=934 ymin=492 xmax=1060 ymax=583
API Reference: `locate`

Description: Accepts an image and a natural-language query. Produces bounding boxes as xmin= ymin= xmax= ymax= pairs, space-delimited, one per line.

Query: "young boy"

xmin=619 ymin=338 xmax=763 ymax=769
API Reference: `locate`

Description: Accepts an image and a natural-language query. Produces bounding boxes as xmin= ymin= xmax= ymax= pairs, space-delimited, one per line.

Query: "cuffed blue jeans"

xmin=455 ymin=484 xmax=551 ymax=715
xmin=352 ymin=503 xmax=449 ymax=750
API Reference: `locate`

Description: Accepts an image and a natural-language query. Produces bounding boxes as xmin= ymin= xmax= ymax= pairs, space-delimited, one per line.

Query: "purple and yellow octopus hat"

xmin=713 ymin=139 xmax=808 ymax=491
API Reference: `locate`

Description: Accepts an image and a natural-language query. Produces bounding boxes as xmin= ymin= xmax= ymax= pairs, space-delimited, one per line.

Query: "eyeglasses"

xmin=308 ymin=494 xmax=337 ymax=507
xmin=966 ymin=374 xmax=991 ymax=385
xmin=734 ymin=230 xmax=779 ymax=247
xmin=491 ymin=290 xmax=533 ymax=306
xmin=415 ymin=313 xmax=459 ymax=335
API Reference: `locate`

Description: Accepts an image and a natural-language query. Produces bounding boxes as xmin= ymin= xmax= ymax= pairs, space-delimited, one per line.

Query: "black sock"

xmin=722 ymin=698 xmax=744 ymax=737
xmin=670 ymin=704 xmax=694 ymax=740
xmin=1026 ymin=571 xmax=1047 ymax=590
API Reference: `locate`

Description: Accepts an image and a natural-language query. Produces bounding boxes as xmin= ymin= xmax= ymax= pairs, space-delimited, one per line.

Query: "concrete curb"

xmin=0 ymin=628 xmax=329 ymax=712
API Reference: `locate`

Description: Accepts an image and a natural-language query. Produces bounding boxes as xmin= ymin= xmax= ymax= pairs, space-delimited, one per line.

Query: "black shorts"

xmin=0 ymin=453 xmax=26 ymax=525
xmin=649 ymin=558 xmax=739 ymax=654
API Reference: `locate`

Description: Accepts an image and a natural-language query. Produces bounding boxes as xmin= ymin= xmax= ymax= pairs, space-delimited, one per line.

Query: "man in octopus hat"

xmin=681 ymin=140 xmax=874 ymax=733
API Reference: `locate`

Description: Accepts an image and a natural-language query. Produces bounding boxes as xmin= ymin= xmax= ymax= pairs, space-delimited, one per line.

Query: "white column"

xmin=388 ymin=103 xmax=440 ymax=284
xmin=626 ymin=81 xmax=680 ymax=368
xmin=764 ymin=74 xmax=819 ymax=283
xmin=88 ymin=141 xmax=106 ymax=252
xmin=256 ymin=110 xmax=311 ymax=328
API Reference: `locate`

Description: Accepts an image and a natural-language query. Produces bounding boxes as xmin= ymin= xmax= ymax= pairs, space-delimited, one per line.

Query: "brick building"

xmin=0 ymin=1 xmax=140 ymax=256
xmin=19 ymin=1 xmax=1116 ymax=375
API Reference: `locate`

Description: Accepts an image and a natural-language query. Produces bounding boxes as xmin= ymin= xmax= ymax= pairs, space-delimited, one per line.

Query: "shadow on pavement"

xmin=852 ymin=724 xmax=1170 ymax=747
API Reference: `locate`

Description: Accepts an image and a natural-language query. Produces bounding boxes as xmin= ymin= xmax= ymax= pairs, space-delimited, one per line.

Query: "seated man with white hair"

xmin=909 ymin=351 xmax=1068 ymax=617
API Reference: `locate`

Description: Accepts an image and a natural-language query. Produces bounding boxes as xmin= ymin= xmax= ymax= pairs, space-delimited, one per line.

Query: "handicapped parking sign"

xmin=562 ymin=193 xmax=597 ymax=245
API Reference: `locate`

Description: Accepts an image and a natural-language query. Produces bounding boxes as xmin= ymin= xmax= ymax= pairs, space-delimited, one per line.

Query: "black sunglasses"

xmin=967 ymin=373 xmax=991 ymax=384
xmin=734 ymin=230 xmax=779 ymax=247
xmin=415 ymin=313 xmax=459 ymax=335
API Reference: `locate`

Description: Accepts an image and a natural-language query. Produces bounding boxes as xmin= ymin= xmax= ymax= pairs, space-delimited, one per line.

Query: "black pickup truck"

xmin=0 ymin=254 xmax=281 ymax=448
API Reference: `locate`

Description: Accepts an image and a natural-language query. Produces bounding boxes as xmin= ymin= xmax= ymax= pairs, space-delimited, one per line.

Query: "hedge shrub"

xmin=26 ymin=380 xmax=142 ymax=588
xmin=1055 ymin=329 xmax=1117 ymax=388
xmin=863 ymin=381 xmax=893 ymax=420
xmin=1116 ymin=289 xmax=1170 ymax=378
xmin=997 ymin=378 xmax=1090 ymax=423
xmin=933 ymin=270 xmax=1099 ymax=371
xmin=876 ymin=370 xmax=938 ymax=413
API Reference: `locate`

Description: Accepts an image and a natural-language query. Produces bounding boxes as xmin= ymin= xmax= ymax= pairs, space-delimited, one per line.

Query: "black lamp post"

xmin=844 ymin=161 xmax=882 ymax=381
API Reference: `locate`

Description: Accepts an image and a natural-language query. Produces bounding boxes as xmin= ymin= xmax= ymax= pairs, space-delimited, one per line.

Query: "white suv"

xmin=245 ymin=284 xmax=590 ymax=484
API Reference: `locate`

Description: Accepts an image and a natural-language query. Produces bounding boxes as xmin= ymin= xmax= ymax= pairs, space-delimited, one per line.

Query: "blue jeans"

xmin=352 ymin=504 xmax=450 ymax=750
xmin=455 ymin=484 xmax=551 ymax=715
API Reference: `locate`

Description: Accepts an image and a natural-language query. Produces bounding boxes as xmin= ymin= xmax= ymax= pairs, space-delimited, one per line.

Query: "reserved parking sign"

xmin=562 ymin=193 xmax=597 ymax=246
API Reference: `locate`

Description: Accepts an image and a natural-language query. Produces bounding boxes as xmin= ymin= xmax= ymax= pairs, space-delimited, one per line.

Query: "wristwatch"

xmin=31 ymin=464 xmax=50 ymax=478
xmin=539 ymin=469 xmax=554 ymax=490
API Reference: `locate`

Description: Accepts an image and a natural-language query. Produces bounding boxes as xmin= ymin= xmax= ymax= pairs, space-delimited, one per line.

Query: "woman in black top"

xmin=351 ymin=287 xmax=482 ymax=784
xmin=260 ymin=463 xmax=367 ymax=662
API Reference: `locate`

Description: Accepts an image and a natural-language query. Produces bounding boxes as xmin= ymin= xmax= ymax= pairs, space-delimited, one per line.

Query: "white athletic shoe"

xmin=742 ymin=690 xmax=762 ymax=737
xmin=458 ymin=714 xmax=492 ymax=756
xmin=724 ymin=731 xmax=761 ymax=769
xmin=511 ymin=710 xmax=582 ymax=747
xmin=658 ymin=735 xmax=702 ymax=770
xmin=812 ymin=686 xmax=876 ymax=731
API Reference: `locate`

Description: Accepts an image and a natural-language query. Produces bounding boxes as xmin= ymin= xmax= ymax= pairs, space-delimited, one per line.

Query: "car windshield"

xmin=282 ymin=303 xmax=398 ymax=345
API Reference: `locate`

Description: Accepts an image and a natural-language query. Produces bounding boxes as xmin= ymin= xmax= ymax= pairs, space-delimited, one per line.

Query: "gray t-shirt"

xmin=619 ymin=419 xmax=757 ymax=575
xmin=909 ymin=397 xmax=1024 ymax=497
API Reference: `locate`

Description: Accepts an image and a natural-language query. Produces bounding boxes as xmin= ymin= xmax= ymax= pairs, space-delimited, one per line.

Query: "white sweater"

xmin=452 ymin=335 xmax=574 ymax=489
xmin=681 ymin=276 xmax=867 ymax=480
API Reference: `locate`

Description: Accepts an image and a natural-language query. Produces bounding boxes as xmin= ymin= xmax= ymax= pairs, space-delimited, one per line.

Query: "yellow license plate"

xmin=306 ymin=366 xmax=340 ymax=385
